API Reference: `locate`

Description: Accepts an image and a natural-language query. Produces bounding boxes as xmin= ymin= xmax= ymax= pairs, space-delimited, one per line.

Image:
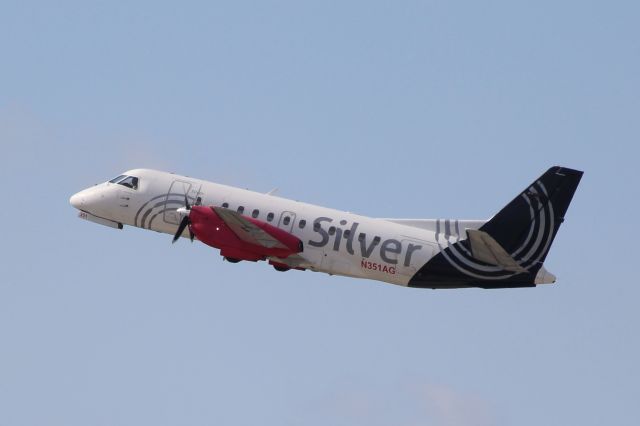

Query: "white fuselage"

xmin=70 ymin=169 xmax=487 ymax=286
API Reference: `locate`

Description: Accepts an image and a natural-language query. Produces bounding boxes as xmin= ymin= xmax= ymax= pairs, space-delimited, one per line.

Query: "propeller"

xmin=172 ymin=195 xmax=201 ymax=243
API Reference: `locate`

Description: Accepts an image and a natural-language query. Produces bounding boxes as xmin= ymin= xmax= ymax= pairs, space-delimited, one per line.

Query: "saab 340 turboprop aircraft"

xmin=70 ymin=166 xmax=582 ymax=289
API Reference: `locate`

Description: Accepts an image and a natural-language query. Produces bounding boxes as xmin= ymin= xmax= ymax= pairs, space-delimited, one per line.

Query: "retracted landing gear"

xmin=272 ymin=264 xmax=290 ymax=272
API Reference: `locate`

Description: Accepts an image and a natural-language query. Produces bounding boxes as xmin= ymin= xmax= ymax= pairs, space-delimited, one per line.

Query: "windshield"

xmin=108 ymin=175 xmax=139 ymax=190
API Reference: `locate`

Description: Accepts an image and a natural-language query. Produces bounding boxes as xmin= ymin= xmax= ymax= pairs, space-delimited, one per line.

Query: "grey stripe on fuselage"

xmin=135 ymin=193 xmax=197 ymax=228
xmin=147 ymin=207 xmax=184 ymax=229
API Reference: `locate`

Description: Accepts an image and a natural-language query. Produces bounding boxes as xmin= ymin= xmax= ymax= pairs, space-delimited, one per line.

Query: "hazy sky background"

xmin=1 ymin=1 xmax=638 ymax=425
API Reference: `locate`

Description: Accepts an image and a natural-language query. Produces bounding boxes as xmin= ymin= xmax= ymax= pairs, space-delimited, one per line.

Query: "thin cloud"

xmin=416 ymin=383 xmax=496 ymax=426
xmin=298 ymin=379 xmax=497 ymax=426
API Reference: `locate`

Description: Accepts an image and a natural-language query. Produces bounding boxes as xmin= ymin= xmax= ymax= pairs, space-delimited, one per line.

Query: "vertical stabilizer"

xmin=409 ymin=166 xmax=583 ymax=289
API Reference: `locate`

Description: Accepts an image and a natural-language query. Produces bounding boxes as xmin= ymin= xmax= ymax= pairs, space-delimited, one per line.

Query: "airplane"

xmin=70 ymin=166 xmax=582 ymax=289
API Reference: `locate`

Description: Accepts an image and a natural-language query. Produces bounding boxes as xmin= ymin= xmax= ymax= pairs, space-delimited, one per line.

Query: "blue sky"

xmin=1 ymin=1 xmax=638 ymax=425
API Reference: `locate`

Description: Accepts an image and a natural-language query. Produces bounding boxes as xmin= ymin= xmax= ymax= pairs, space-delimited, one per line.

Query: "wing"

xmin=269 ymin=254 xmax=308 ymax=268
xmin=212 ymin=207 xmax=291 ymax=250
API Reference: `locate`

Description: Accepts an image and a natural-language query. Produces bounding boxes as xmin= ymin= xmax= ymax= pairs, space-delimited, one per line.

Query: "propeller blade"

xmin=184 ymin=194 xmax=191 ymax=210
xmin=188 ymin=197 xmax=200 ymax=241
xmin=172 ymin=216 xmax=190 ymax=244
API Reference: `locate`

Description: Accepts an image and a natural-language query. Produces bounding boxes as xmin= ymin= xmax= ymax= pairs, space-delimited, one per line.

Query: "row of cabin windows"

xmin=218 ymin=203 xmax=308 ymax=229
xmin=217 ymin=203 xmax=356 ymax=237
xmin=309 ymin=223 xmax=357 ymax=239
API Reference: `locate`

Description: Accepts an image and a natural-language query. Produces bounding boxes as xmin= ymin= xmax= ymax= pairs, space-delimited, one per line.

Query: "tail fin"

xmin=479 ymin=166 xmax=583 ymax=269
xmin=408 ymin=166 xmax=583 ymax=289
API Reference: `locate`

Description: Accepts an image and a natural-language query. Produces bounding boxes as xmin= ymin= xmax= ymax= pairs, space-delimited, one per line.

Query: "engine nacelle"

xmin=187 ymin=206 xmax=302 ymax=261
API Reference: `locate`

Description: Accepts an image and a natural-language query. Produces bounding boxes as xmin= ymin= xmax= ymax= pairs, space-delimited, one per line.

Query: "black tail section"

xmin=480 ymin=166 xmax=583 ymax=267
xmin=408 ymin=166 xmax=583 ymax=289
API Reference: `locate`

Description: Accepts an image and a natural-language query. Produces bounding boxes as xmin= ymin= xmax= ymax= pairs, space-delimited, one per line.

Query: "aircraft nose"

xmin=70 ymin=192 xmax=84 ymax=209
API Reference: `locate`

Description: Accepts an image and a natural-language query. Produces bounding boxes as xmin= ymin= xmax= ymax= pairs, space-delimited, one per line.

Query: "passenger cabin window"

xmin=343 ymin=229 xmax=351 ymax=238
xmin=328 ymin=226 xmax=336 ymax=235
xmin=252 ymin=209 xmax=259 ymax=218
xmin=298 ymin=220 xmax=306 ymax=229
xmin=116 ymin=176 xmax=139 ymax=190
xmin=267 ymin=212 xmax=274 ymax=222
xmin=283 ymin=216 xmax=291 ymax=226
xmin=237 ymin=206 xmax=245 ymax=214
xmin=222 ymin=202 xmax=229 ymax=208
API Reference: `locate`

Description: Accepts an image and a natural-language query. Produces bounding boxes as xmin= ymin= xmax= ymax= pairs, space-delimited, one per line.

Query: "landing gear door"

xmin=163 ymin=180 xmax=199 ymax=225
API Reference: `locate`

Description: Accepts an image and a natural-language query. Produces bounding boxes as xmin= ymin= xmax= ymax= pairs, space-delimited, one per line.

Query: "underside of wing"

xmin=269 ymin=254 xmax=308 ymax=268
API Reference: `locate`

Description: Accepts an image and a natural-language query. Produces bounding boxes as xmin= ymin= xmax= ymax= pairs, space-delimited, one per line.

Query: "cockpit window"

xmin=117 ymin=176 xmax=139 ymax=190
xmin=109 ymin=175 xmax=127 ymax=184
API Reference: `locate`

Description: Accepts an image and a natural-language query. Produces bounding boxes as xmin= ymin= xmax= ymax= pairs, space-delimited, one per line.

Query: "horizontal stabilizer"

xmin=467 ymin=229 xmax=527 ymax=273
